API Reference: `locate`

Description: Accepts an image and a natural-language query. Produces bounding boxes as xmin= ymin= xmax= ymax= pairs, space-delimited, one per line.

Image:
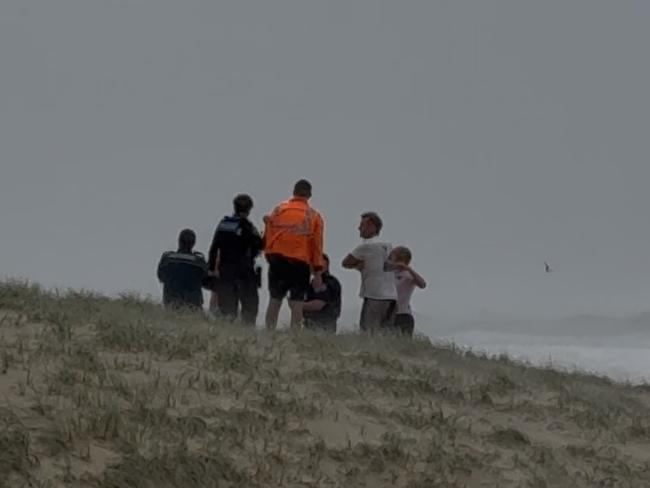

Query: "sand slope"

xmin=1 ymin=281 xmax=649 ymax=487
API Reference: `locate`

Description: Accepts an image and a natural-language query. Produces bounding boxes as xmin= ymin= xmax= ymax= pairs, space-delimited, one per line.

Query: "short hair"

xmin=293 ymin=179 xmax=312 ymax=198
xmin=391 ymin=246 xmax=412 ymax=265
xmin=361 ymin=211 xmax=383 ymax=234
xmin=178 ymin=229 xmax=196 ymax=250
xmin=233 ymin=194 xmax=254 ymax=214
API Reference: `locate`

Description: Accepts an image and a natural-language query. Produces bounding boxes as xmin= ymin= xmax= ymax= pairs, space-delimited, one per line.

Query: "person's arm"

xmin=342 ymin=254 xmax=363 ymax=270
xmin=207 ymin=227 xmax=220 ymax=274
xmin=250 ymin=223 xmax=264 ymax=258
xmin=157 ymin=253 xmax=169 ymax=283
xmin=303 ymin=299 xmax=327 ymax=312
xmin=304 ymin=277 xmax=334 ymax=312
xmin=200 ymin=257 xmax=214 ymax=290
xmin=262 ymin=206 xmax=281 ymax=252
xmin=196 ymin=253 xmax=209 ymax=276
xmin=406 ymin=266 xmax=427 ymax=289
xmin=308 ymin=213 xmax=325 ymax=289
xmin=211 ymin=249 xmax=221 ymax=277
xmin=384 ymin=260 xmax=400 ymax=272
xmin=409 ymin=267 xmax=427 ymax=289
xmin=311 ymin=213 xmax=325 ymax=272
xmin=342 ymin=245 xmax=365 ymax=270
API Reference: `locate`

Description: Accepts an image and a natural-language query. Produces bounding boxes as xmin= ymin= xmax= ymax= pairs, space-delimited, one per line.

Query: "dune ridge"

xmin=1 ymin=281 xmax=649 ymax=487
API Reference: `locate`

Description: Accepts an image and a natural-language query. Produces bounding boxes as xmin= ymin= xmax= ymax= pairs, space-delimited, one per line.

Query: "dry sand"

xmin=1 ymin=281 xmax=650 ymax=487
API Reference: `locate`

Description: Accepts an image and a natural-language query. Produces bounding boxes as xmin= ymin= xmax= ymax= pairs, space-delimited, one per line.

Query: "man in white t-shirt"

xmin=342 ymin=212 xmax=397 ymax=332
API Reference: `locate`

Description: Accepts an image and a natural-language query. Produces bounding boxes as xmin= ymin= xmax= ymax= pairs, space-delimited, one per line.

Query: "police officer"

xmin=157 ymin=229 xmax=208 ymax=310
xmin=208 ymin=194 xmax=263 ymax=326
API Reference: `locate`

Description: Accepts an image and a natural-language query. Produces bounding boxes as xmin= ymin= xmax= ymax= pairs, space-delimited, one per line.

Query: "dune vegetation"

xmin=0 ymin=280 xmax=649 ymax=487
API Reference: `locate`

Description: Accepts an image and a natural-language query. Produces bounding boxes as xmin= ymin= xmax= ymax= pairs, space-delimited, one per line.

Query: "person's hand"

xmin=208 ymin=270 xmax=220 ymax=279
xmin=311 ymin=281 xmax=326 ymax=292
xmin=312 ymin=272 xmax=324 ymax=291
xmin=393 ymin=262 xmax=409 ymax=272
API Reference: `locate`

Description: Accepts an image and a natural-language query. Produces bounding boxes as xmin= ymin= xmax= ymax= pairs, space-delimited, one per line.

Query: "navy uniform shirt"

xmin=157 ymin=250 xmax=208 ymax=309
xmin=208 ymin=215 xmax=263 ymax=281
xmin=304 ymin=272 xmax=342 ymax=327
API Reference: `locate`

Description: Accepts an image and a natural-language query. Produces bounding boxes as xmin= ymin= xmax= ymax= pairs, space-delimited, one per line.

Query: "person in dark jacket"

xmin=208 ymin=194 xmax=263 ymax=326
xmin=157 ymin=229 xmax=208 ymax=310
xmin=303 ymin=254 xmax=342 ymax=333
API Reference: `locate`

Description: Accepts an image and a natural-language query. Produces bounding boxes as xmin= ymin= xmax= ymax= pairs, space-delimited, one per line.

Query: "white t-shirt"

xmin=351 ymin=238 xmax=397 ymax=300
xmin=395 ymin=270 xmax=416 ymax=314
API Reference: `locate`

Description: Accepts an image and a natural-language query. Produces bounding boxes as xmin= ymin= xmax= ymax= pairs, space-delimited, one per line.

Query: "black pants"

xmin=217 ymin=278 xmax=259 ymax=326
xmin=394 ymin=313 xmax=415 ymax=337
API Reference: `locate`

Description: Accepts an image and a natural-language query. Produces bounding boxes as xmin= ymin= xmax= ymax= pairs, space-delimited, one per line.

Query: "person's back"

xmin=208 ymin=194 xmax=263 ymax=325
xmin=264 ymin=203 xmax=323 ymax=267
xmin=209 ymin=215 xmax=262 ymax=281
xmin=157 ymin=229 xmax=207 ymax=310
xmin=263 ymin=179 xmax=326 ymax=330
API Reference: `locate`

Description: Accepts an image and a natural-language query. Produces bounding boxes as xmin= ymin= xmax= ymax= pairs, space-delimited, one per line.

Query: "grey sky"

xmin=1 ymin=1 xmax=649 ymax=322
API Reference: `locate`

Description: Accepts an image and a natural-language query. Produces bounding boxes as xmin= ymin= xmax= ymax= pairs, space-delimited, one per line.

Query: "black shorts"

xmin=267 ymin=255 xmax=311 ymax=301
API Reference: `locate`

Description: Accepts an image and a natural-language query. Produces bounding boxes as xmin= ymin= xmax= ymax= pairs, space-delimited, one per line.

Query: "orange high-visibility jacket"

xmin=264 ymin=197 xmax=325 ymax=270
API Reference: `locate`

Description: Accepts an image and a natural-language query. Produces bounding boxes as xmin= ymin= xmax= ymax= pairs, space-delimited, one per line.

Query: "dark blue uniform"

xmin=208 ymin=215 xmax=263 ymax=325
xmin=157 ymin=251 xmax=208 ymax=310
xmin=303 ymin=272 xmax=342 ymax=333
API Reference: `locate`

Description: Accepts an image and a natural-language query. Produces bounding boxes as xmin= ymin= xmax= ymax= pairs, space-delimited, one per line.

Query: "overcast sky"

xmin=1 ymin=1 xmax=649 ymax=323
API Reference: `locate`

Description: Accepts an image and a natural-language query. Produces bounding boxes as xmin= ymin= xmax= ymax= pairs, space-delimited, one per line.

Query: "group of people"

xmin=157 ymin=179 xmax=426 ymax=335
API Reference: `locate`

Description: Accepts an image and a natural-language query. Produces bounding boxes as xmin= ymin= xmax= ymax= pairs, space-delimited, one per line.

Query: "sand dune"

xmin=1 ymin=281 xmax=650 ymax=487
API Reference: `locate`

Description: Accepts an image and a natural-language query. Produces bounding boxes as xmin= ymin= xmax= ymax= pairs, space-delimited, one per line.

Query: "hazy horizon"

xmin=2 ymin=1 xmax=650 ymax=325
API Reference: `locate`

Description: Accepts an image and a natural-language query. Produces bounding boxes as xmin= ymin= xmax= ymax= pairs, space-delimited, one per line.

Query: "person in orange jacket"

xmin=263 ymin=179 xmax=326 ymax=330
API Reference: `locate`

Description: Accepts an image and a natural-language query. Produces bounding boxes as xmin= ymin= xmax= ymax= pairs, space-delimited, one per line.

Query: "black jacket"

xmin=304 ymin=272 xmax=342 ymax=326
xmin=208 ymin=215 xmax=263 ymax=281
xmin=157 ymin=250 xmax=208 ymax=309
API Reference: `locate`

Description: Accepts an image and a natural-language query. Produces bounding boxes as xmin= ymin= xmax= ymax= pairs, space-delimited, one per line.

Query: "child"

xmin=387 ymin=246 xmax=427 ymax=336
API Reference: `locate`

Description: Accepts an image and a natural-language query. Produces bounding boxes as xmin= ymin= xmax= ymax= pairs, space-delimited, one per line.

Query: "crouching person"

xmin=303 ymin=254 xmax=342 ymax=333
xmin=157 ymin=229 xmax=208 ymax=311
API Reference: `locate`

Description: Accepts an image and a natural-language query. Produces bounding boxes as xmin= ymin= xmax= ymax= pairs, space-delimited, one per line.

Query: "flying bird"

xmin=544 ymin=262 xmax=553 ymax=273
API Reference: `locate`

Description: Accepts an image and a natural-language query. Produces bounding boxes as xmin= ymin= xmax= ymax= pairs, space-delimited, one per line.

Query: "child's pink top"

xmin=395 ymin=270 xmax=416 ymax=315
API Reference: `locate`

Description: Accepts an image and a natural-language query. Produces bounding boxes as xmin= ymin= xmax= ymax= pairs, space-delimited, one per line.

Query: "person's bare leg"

xmin=288 ymin=300 xmax=304 ymax=330
xmin=265 ymin=298 xmax=282 ymax=330
xmin=209 ymin=291 xmax=219 ymax=314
